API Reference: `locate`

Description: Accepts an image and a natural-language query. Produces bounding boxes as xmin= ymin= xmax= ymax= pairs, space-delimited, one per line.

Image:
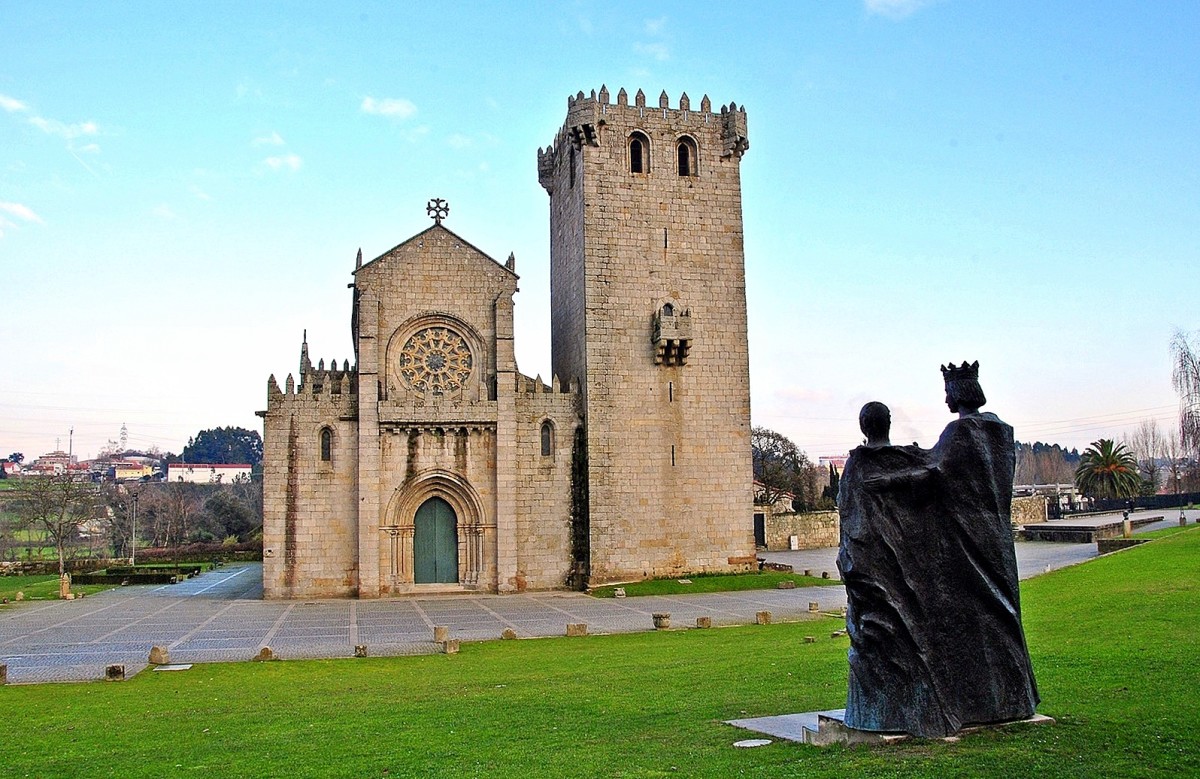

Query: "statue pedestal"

xmin=726 ymin=709 xmax=1055 ymax=746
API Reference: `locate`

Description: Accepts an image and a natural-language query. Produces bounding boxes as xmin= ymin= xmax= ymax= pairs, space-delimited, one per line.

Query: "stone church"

xmin=261 ymin=87 xmax=754 ymax=598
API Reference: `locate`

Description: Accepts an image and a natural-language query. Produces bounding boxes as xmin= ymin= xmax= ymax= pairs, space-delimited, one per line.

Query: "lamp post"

xmin=130 ymin=491 xmax=139 ymax=566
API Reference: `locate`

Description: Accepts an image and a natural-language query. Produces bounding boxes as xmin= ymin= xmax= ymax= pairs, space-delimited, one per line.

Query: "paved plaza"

xmin=1 ymin=509 xmax=1188 ymax=684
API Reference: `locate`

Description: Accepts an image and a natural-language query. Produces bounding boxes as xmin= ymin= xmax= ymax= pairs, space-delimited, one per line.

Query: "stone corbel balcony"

xmin=653 ymin=311 xmax=693 ymax=366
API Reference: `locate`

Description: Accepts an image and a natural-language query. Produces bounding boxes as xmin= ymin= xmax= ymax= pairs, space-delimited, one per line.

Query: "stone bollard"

xmin=441 ymin=640 xmax=460 ymax=655
xmin=695 ymin=616 xmax=712 ymax=629
xmin=821 ymin=571 xmax=830 ymax=579
xmin=805 ymin=636 xmax=816 ymax=644
xmin=433 ymin=626 xmax=449 ymax=643
xmin=652 ymin=613 xmax=671 ymax=630
xmin=105 ymin=664 xmax=125 ymax=681
xmin=756 ymin=611 xmax=772 ymax=625
xmin=0 ymin=662 xmax=7 ymax=684
xmin=613 ymin=587 xmax=626 ymax=599
xmin=803 ymin=569 xmax=812 ymax=577
xmin=354 ymin=645 xmax=368 ymax=658
xmin=254 ymin=647 xmax=277 ymax=662
xmin=501 ymin=628 xmax=517 ymax=640
xmin=1123 ymin=512 xmax=1132 ymax=539
xmin=15 ymin=591 xmax=24 ymax=601
xmin=808 ymin=601 xmax=820 ymax=613
xmin=566 ymin=623 xmax=588 ymax=637
xmin=776 ymin=580 xmax=796 ymax=589
xmin=59 ymin=573 xmax=71 ymax=599
xmin=148 ymin=646 xmax=170 ymax=665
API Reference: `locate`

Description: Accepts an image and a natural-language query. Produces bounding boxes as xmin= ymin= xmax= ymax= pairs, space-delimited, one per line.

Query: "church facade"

xmin=261 ymin=87 xmax=755 ymax=598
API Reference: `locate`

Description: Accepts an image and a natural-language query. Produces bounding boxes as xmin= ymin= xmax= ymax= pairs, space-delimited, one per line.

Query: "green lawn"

xmin=591 ymin=569 xmax=840 ymax=597
xmin=1 ymin=530 xmax=1197 ymax=778
xmin=0 ymin=574 xmax=114 ymax=602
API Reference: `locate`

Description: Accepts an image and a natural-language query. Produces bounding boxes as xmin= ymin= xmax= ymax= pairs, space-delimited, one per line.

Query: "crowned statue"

xmin=836 ymin=361 xmax=1040 ymax=738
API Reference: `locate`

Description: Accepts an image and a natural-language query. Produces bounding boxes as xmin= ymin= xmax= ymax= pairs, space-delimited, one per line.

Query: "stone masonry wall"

xmin=512 ymin=374 xmax=581 ymax=590
xmin=763 ymin=510 xmax=840 ymax=551
xmin=541 ymin=88 xmax=755 ymax=584
xmin=1011 ymin=495 xmax=1048 ymax=526
xmin=262 ymin=374 xmax=359 ymax=599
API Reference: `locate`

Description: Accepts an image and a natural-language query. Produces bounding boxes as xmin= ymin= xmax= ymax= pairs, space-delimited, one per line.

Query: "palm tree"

xmin=1075 ymin=439 xmax=1142 ymax=499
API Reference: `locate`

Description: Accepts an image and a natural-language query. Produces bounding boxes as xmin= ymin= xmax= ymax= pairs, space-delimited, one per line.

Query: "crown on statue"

xmin=940 ymin=360 xmax=980 ymax=382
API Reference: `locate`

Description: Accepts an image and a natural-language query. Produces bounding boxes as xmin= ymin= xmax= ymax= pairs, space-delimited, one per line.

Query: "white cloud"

xmin=264 ymin=153 xmax=303 ymax=171
xmin=77 ymin=143 xmax=101 ymax=154
xmin=360 ymin=96 xmax=417 ymax=119
xmin=29 ymin=116 xmax=99 ymax=140
xmin=644 ymin=16 xmax=667 ymax=34
xmin=865 ymin=0 xmax=937 ymax=19
xmin=253 ymin=131 xmax=285 ymax=146
xmin=151 ymin=204 xmax=176 ymax=219
xmin=634 ymin=42 xmax=670 ymax=61
xmin=0 ymin=94 xmax=29 ymax=113
xmin=0 ymin=201 xmax=44 ymax=224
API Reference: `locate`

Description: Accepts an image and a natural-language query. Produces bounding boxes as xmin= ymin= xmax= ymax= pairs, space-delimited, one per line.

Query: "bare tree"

xmin=1163 ymin=428 xmax=1185 ymax=495
xmin=12 ymin=473 xmax=100 ymax=575
xmin=1126 ymin=419 xmax=1165 ymax=494
xmin=1171 ymin=330 xmax=1200 ymax=460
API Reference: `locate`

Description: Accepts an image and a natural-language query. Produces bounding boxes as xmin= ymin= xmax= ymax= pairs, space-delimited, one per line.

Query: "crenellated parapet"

xmin=266 ymin=364 xmax=359 ymax=418
xmin=537 ymin=86 xmax=749 ymax=191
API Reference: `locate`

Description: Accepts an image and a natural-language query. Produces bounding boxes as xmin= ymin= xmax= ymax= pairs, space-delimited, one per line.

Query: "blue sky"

xmin=2 ymin=1 xmax=1197 ymax=461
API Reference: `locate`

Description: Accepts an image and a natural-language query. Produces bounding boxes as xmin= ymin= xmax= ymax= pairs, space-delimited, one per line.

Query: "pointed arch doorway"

xmin=413 ymin=497 xmax=459 ymax=583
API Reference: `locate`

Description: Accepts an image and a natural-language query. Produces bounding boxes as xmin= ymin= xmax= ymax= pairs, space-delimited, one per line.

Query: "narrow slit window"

xmin=320 ymin=428 xmax=332 ymax=462
xmin=540 ymin=420 xmax=554 ymax=457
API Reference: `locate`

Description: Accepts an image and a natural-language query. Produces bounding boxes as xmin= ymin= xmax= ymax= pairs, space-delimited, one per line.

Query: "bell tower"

xmin=538 ymin=87 xmax=755 ymax=584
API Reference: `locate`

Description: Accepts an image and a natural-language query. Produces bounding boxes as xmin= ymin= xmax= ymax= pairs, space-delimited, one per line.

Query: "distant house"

xmin=110 ymin=461 xmax=154 ymax=482
xmin=1 ymin=461 xmax=20 ymax=476
xmin=167 ymin=463 xmax=252 ymax=484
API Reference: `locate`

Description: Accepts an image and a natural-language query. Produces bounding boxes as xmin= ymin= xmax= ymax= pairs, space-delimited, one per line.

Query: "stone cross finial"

xmin=427 ymin=198 xmax=449 ymax=224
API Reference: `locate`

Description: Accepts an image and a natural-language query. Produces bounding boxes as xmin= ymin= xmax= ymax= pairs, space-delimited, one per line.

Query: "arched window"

xmin=661 ymin=303 xmax=674 ymax=317
xmin=540 ymin=420 xmax=555 ymax=457
xmin=320 ymin=428 xmax=332 ymax=462
xmin=677 ymin=137 xmax=698 ymax=177
xmin=629 ymin=131 xmax=650 ymax=174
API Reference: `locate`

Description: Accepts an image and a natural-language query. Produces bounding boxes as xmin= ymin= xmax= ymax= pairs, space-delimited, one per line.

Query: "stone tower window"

xmin=629 ymin=132 xmax=650 ymax=174
xmin=653 ymin=304 xmax=693 ymax=366
xmin=319 ymin=427 xmax=333 ymax=462
xmin=540 ymin=420 xmax=555 ymax=457
xmin=677 ymin=137 xmax=698 ymax=177
xmin=569 ymin=146 xmax=576 ymax=188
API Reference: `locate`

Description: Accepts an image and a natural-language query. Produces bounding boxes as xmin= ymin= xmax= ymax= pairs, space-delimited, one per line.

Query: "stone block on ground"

xmin=695 ymin=616 xmax=712 ymax=629
xmin=254 ymin=647 xmax=277 ymax=662
xmin=808 ymin=601 xmax=820 ymax=612
xmin=501 ymin=628 xmax=517 ymax=640
xmin=0 ymin=662 xmax=6 ymax=684
xmin=566 ymin=623 xmax=588 ymax=637
xmin=756 ymin=611 xmax=772 ymax=625
xmin=354 ymin=644 xmax=368 ymax=658
xmin=441 ymin=639 xmax=460 ymax=654
xmin=105 ymin=664 xmax=125 ymax=681
xmin=148 ymin=645 xmax=170 ymax=665
xmin=652 ymin=613 xmax=671 ymax=629
xmin=433 ymin=626 xmax=449 ymax=642
xmin=777 ymin=580 xmax=796 ymax=589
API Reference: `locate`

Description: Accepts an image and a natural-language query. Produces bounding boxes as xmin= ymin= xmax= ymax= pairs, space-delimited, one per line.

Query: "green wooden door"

xmin=414 ymin=497 xmax=458 ymax=584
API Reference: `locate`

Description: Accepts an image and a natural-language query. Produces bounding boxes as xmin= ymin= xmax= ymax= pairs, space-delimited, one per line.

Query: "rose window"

xmin=397 ymin=327 xmax=473 ymax=394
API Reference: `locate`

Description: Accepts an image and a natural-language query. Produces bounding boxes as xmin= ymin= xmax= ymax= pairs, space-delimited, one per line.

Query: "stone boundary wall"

xmin=1011 ymin=495 xmax=1048 ymax=526
xmin=763 ymin=510 xmax=839 ymax=551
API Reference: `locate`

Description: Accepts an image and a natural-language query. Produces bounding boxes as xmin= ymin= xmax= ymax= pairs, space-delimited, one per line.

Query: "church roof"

xmin=355 ymin=223 xmax=517 ymax=280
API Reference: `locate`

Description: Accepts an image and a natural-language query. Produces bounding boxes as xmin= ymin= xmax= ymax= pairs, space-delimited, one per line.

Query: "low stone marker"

xmin=501 ymin=628 xmax=517 ymax=640
xmin=354 ymin=645 xmax=368 ymax=658
xmin=59 ymin=574 xmax=71 ymax=599
xmin=831 ymin=629 xmax=847 ymax=638
xmin=254 ymin=647 xmax=277 ymax=662
xmin=808 ymin=601 xmax=820 ymax=613
xmin=613 ymin=587 xmax=626 ymax=598
xmin=14 ymin=591 xmax=24 ymax=601
xmin=777 ymin=580 xmax=796 ymax=589
xmin=805 ymin=636 xmax=816 ymax=644
xmin=695 ymin=616 xmax=712 ymax=629
xmin=105 ymin=664 xmax=125 ymax=681
xmin=441 ymin=640 xmax=460 ymax=654
xmin=821 ymin=571 xmax=831 ymax=579
xmin=566 ymin=623 xmax=588 ymax=637
xmin=148 ymin=646 xmax=170 ymax=665
xmin=756 ymin=611 xmax=772 ymax=625
xmin=433 ymin=626 xmax=449 ymax=643
xmin=652 ymin=613 xmax=671 ymax=630
xmin=0 ymin=662 xmax=7 ymax=684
